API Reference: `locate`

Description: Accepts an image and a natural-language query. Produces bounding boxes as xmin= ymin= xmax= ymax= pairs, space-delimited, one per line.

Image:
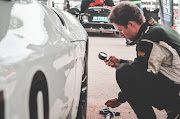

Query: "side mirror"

xmin=68 ymin=8 xmax=80 ymax=18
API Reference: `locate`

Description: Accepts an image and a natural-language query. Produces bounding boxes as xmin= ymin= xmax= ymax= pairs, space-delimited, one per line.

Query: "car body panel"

xmin=0 ymin=0 xmax=88 ymax=119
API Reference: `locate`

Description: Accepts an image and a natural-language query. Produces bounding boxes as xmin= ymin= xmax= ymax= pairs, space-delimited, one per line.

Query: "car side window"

xmin=53 ymin=10 xmax=67 ymax=29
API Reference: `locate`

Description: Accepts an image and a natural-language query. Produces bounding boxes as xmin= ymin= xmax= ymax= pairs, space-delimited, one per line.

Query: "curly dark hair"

xmin=108 ymin=1 xmax=145 ymax=28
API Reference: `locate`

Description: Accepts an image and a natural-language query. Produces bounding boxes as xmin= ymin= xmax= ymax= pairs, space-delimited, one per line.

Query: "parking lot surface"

xmin=86 ymin=33 xmax=167 ymax=119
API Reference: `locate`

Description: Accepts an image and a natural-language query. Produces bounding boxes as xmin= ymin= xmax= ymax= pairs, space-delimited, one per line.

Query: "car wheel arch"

xmin=76 ymin=38 xmax=89 ymax=119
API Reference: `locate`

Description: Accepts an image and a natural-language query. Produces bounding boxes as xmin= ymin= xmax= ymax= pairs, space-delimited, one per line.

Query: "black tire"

xmin=76 ymin=39 xmax=89 ymax=119
xmin=29 ymin=71 xmax=49 ymax=119
xmin=0 ymin=91 xmax=5 ymax=119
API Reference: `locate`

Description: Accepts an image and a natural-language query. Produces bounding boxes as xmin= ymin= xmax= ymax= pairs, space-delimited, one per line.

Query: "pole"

xmin=159 ymin=0 xmax=174 ymax=26
xmin=63 ymin=0 xmax=66 ymax=10
xmin=64 ymin=0 xmax=70 ymax=11
xmin=155 ymin=0 xmax=158 ymax=9
xmin=178 ymin=0 xmax=180 ymax=20
xmin=47 ymin=0 xmax=51 ymax=6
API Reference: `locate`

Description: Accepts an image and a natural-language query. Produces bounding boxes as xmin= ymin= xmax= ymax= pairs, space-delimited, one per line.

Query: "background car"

xmin=67 ymin=0 xmax=118 ymax=35
xmin=79 ymin=6 xmax=119 ymax=34
xmin=0 ymin=0 xmax=88 ymax=119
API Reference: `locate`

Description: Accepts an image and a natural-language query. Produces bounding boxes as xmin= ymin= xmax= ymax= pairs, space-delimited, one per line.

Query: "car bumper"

xmin=82 ymin=22 xmax=119 ymax=33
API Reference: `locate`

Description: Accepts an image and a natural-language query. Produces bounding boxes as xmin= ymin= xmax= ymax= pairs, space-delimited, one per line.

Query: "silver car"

xmin=0 ymin=0 xmax=88 ymax=119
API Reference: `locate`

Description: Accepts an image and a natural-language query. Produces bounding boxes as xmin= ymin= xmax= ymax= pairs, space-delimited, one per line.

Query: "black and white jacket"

xmin=127 ymin=18 xmax=180 ymax=84
xmin=118 ymin=18 xmax=180 ymax=103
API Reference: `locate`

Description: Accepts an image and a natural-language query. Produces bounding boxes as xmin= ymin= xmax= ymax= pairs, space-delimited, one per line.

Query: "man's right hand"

xmin=104 ymin=56 xmax=120 ymax=67
xmin=105 ymin=98 xmax=121 ymax=108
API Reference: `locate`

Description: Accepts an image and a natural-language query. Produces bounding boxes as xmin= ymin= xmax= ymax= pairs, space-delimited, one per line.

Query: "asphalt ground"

xmin=86 ymin=33 xmax=167 ymax=119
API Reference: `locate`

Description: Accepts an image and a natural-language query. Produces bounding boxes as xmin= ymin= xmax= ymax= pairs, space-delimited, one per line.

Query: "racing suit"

xmin=116 ymin=18 xmax=180 ymax=119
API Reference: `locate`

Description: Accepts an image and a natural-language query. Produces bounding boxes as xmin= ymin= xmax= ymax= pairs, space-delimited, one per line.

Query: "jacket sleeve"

xmin=132 ymin=40 xmax=153 ymax=71
xmin=120 ymin=59 xmax=133 ymax=64
xmin=117 ymin=91 xmax=127 ymax=103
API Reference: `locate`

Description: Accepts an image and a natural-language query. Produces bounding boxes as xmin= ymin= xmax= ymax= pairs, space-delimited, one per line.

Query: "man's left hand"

xmin=105 ymin=98 xmax=121 ymax=108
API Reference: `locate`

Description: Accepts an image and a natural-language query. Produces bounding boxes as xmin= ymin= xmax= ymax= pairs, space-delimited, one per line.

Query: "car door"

xmin=46 ymin=8 xmax=78 ymax=119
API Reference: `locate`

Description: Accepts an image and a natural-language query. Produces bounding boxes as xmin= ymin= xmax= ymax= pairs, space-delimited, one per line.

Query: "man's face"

xmin=113 ymin=22 xmax=139 ymax=41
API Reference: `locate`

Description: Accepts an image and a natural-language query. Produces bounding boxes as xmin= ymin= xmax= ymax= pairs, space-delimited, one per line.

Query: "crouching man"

xmin=104 ymin=1 xmax=180 ymax=119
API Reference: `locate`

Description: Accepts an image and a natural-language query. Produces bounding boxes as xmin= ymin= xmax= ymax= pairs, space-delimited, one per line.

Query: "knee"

xmin=116 ymin=63 xmax=134 ymax=78
xmin=115 ymin=63 xmax=135 ymax=84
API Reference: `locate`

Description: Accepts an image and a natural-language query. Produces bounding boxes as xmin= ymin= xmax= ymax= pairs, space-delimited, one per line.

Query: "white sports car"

xmin=0 ymin=0 xmax=88 ymax=119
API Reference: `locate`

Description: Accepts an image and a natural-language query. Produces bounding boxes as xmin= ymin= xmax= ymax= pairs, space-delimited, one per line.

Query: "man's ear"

xmin=128 ymin=21 xmax=137 ymax=28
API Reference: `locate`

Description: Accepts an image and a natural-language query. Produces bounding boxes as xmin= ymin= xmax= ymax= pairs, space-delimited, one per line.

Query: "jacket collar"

xmin=129 ymin=17 xmax=157 ymax=45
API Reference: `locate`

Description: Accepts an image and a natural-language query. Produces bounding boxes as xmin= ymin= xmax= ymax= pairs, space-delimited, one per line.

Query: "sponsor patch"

xmin=148 ymin=18 xmax=157 ymax=25
xmin=138 ymin=51 xmax=145 ymax=57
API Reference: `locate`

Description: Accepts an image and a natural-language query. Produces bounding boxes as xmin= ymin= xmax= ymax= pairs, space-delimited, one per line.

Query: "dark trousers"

xmin=116 ymin=63 xmax=180 ymax=119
